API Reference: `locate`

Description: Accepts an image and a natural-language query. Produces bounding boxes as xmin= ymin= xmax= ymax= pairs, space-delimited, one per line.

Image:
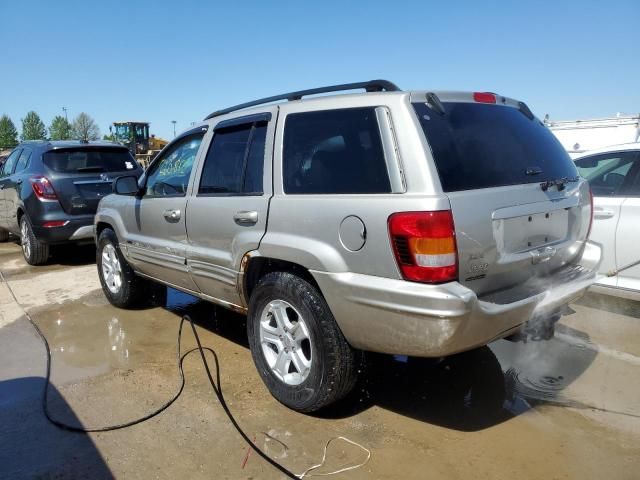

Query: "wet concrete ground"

xmin=1 ymin=240 xmax=639 ymax=479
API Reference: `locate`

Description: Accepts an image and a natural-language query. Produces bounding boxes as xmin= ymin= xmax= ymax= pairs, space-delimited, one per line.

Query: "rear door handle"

xmin=15 ymin=179 xmax=23 ymax=185
xmin=162 ymin=209 xmax=181 ymax=222
xmin=233 ymin=211 xmax=258 ymax=225
xmin=594 ymin=209 xmax=615 ymax=219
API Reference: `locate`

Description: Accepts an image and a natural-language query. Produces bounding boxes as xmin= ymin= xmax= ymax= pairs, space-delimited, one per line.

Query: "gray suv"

xmin=94 ymin=80 xmax=601 ymax=412
xmin=0 ymin=141 xmax=142 ymax=264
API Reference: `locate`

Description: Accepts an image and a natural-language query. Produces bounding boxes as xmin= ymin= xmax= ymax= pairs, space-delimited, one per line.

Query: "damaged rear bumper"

xmin=311 ymin=241 xmax=602 ymax=357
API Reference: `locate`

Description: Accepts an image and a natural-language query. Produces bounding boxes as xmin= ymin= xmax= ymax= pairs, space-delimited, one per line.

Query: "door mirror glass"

xmin=113 ymin=175 xmax=140 ymax=195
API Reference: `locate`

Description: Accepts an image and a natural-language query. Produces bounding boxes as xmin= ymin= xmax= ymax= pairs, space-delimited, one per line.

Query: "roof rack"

xmin=204 ymin=79 xmax=400 ymax=120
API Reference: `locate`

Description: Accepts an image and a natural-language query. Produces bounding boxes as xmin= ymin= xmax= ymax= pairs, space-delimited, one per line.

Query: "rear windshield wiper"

xmin=540 ymin=176 xmax=580 ymax=192
xmin=76 ymin=166 xmax=105 ymax=172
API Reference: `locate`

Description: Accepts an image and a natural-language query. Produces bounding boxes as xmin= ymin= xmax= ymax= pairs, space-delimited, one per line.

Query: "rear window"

xmin=43 ymin=148 xmax=138 ymax=173
xmin=414 ymin=102 xmax=577 ymax=192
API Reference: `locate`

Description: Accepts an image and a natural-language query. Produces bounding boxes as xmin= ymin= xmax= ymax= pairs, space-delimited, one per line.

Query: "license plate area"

xmin=76 ymin=182 xmax=112 ymax=199
xmin=497 ymin=209 xmax=569 ymax=254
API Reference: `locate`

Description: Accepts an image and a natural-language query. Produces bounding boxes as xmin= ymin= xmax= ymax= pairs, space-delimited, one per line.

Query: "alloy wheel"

xmin=259 ymin=299 xmax=312 ymax=386
xmin=21 ymin=221 xmax=31 ymax=259
xmin=101 ymin=243 xmax=123 ymax=294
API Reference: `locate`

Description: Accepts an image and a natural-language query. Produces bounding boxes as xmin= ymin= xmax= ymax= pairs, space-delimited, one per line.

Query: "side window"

xmin=14 ymin=149 xmax=32 ymax=173
xmin=575 ymin=152 xmax=638 ymax=197
xmin=145 ymin=133 xmax=204 ymax=197
xmin=198 ymin=121 xmax=267 ymax=195
xmin=1 ymin=149 xmax=22 ymax=176
xmin=283 ymin=107 xmax=391 ymax=194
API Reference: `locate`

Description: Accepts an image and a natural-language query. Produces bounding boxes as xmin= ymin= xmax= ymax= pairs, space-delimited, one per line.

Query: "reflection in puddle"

xmin=48 ymin=313 xmax=132 ymax=375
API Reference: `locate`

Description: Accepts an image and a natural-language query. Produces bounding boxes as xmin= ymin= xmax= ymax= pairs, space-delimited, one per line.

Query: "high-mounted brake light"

xmin=30 ymin=176 xmax=58 ymax=200
xmin=388 ymin=211 xmax=458 ymax=283
xmin=473 ymin=92 xmax=497 ymax=104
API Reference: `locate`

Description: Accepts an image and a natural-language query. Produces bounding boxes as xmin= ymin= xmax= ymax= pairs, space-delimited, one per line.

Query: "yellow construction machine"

xmin=111 ymin=122 xmax=168 ymax=169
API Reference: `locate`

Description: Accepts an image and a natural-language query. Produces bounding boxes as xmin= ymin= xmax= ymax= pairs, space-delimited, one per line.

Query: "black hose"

xmin=0 ymin=269 xmax=298 ymax=479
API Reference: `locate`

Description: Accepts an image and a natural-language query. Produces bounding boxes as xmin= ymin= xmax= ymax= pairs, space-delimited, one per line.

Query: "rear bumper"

xmin=31 ymin=215 xmax=96 ymax=244
xmin=311 ymin=241 xmax=602 ymax=357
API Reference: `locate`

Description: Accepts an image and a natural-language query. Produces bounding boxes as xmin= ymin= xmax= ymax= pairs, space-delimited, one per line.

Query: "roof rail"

xmin=204 ymin=79 xmax=400 ymax=120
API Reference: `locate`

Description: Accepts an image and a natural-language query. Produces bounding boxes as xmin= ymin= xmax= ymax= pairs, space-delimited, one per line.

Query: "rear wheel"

xmin=97 ymin=228 xmax=148 ymax=308
xmin=247 ymin=272 xmax=359 ymax=412
xmin=20 ymin=217 xmax=49 ymax=265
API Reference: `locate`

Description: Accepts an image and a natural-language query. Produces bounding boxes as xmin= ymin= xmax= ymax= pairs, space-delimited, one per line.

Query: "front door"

xmin=575 ymin=150 xmax=639 ymax=288
xmin=614 ymin=154 xmax=640 ymax=291
xmin=186 ymin=111 xmax=275 ymax=304
xmin=123 ymin=129 xmax=206 ymax=291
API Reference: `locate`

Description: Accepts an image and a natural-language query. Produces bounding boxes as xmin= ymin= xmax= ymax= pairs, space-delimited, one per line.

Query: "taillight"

xmin=30 ymin=176 xmax=58 ymax=200
xmin=473 ymin=92 xmax=497 ymax=104
xmin=388 ymin=211 xmax=458 ymax=283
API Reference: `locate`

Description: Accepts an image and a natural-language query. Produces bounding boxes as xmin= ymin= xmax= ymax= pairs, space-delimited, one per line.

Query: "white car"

xmin=574 ymin=143 xmax=640 ymax=297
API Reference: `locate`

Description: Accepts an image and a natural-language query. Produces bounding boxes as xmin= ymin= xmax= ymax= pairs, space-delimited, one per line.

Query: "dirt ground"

xmin=1 ymin=240 xmax=639 ymax=479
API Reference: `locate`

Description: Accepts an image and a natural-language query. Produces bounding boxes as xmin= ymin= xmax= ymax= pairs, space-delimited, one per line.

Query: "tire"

xmin=20 ymin=217 xmax=49 ymax=265
xmin=0 ymin=228 xmax=9 ymax=242
xmin=247 ymin=272 xmax=359 ymax=412
xmin=97 ymin=228 xmax=148 ymax=308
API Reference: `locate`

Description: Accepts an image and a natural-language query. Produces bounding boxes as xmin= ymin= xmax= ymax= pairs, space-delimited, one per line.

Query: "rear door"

xmin=574 ymin=150 xmax=640 ymax=287
xmin=610 ymin=152 xmax=640 ymax=291
xmin=186 ymin=111 xmax=275 ymax=304
xmin=413 ymin=95 xmax=591 ymax=297
xmin=42 ymin=146 xmax=142 ymax=215
xmin=4 ymin=147 xmax=32 ymax=232
xmin=0 ymin=149 xmax=22 ymax=229
xmin=122 ymin=129 xmax=206 ymax=290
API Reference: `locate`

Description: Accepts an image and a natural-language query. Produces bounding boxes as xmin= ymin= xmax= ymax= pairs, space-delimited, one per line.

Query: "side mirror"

xmin=113 ymin=175 xmax=140 ymax=195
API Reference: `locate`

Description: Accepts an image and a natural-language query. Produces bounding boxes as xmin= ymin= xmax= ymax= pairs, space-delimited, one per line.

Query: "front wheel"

xmin=247 ymin=272 xmax=360 ymax=412
xmin=97 ymin=228 xmax=147 ymax=308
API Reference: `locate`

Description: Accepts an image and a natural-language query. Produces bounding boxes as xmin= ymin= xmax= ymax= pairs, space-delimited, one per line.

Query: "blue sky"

xmin=1 ymin=0 xmax=638 ymax=141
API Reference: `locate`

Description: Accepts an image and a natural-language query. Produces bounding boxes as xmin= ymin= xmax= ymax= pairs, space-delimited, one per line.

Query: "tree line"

xmin=0 ymin=111 xmax=101 ymax=149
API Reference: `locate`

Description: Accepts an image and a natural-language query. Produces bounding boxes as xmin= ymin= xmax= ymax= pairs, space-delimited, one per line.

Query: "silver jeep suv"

xmin=94 ymin=80 xmax=601 ymax=412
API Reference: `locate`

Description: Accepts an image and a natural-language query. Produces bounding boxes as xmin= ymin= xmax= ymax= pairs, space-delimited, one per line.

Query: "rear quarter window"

xmin=414 ymin=102 xmax=577 ymax=192
xmin=283 ymin=107 xmax=391 ymax=194
xmin=43 ymin=148 xmax=139 ymax=173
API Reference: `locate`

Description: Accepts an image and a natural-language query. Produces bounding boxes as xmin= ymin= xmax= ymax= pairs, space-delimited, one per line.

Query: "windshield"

xmin=43 ymin=148 xmax=139 ymax=173
xmin=414 ymin=102 xmax=578 ymax=192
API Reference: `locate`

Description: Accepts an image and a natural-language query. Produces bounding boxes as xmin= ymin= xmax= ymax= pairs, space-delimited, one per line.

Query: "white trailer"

xmin=546 ymin=114 xmax=640 ymax=158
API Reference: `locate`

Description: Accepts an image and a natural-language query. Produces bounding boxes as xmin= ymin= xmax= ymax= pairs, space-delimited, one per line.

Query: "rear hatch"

xmin=413 ymin=93 xmax=591 ymax=299
xmin=43 ymin=146 xmax=142 ymax=215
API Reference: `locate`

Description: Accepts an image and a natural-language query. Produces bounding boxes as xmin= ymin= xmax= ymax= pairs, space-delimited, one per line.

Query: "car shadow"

xmin=0 ymin=377 xmax=114 ymax=479
xmin=160 ymin=287 xmax=599 ymax=432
